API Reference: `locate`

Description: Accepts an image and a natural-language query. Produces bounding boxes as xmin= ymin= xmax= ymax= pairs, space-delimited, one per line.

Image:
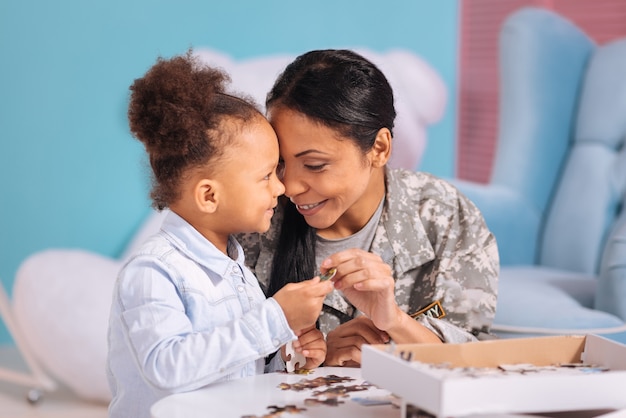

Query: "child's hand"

xmin=292 ymin=326 xmax=327 ymax=370
xmin=272 ymin=276 xmax=334 ymax=332
xmin=282 ymin=341 xmax=306 ymax=372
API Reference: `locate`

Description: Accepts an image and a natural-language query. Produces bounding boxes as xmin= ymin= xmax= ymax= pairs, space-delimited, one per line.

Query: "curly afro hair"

xmin=128 ymin=50 xmax=260 ymax=210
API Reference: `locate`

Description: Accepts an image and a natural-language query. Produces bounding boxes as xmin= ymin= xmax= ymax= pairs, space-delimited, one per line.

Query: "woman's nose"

xmin=280 ymin=166 xmax=306 ymax=198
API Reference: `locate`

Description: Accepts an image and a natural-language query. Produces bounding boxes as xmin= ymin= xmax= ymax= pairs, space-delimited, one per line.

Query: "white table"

xmin=150 ymin=366 xmax=626 ymax=418
xmin=150 ymin=366 xmax=399 ymax=418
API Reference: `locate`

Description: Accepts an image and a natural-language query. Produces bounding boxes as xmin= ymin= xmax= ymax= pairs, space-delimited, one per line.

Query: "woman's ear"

xmin=195 ymin=179 xmax=219 ymax=213
xmin=370 ymin=127 xmax=392 ymax=168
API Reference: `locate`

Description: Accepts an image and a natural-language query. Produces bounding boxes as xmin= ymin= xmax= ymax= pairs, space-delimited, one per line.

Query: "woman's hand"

xmin=322 ymin=249 xmax=401 ymax=331
xmin=324 ymin=316 xmax=389 ymax=366
xmin=323 ymin=249 xmax=442 ymax=345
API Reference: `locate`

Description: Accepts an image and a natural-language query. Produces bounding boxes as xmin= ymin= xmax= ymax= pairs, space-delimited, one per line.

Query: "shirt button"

xmin=237 ymin=285 xmax=244 ymax=293
xmin=232 ymin=266 xmax=238 ymax=274
xmin=273 ymin=339 xmax=280 ymax=347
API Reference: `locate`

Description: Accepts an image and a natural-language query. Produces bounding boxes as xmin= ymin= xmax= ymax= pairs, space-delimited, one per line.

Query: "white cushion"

xmin=12 ymin=249 xmax=120 ymax=403
xmin=493 ymin=266 xmax=625 ymax=335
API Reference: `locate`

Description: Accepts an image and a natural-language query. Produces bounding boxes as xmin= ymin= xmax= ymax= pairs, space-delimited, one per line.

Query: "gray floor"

xmin=0 ymin=346 xmax=107 ymax=418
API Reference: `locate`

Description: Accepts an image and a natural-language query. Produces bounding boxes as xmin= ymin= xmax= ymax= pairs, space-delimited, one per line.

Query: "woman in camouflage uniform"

xmin=239 ymin=49 xmax=499 ymax=367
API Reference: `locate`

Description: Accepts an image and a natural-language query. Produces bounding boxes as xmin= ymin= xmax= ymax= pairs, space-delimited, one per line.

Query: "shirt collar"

xmin=160 ymin=211 xmax=244 ymax=277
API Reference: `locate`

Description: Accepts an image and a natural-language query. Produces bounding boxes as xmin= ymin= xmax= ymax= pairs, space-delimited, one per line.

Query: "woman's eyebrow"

xmin=294 ymin=149 xmax=328 ymax=158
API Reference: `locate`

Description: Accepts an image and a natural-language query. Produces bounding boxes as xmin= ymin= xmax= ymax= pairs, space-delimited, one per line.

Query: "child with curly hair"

xmin=106 ymin=51 xmax=334 ymax=418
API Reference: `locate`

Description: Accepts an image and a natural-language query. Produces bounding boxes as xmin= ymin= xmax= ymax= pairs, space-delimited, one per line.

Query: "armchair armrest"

xmin=596 ymin=212 xmax=626 ymax=320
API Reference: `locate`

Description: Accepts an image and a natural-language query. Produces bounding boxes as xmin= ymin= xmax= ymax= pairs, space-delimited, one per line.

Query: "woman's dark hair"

xmin=128 ymin=50 xmax=260 ymax=210
xmin=266 ymin=49 xmax=396 ymax=296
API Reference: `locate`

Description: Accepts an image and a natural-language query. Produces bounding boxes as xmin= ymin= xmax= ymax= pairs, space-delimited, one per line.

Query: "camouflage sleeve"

xmin=424 ymin=181 xmax=500 ymax=338
xmin=235 ymin=232 xmax=262 ymax=274
xmin=419 ymin=316 xmax=478 ymax=343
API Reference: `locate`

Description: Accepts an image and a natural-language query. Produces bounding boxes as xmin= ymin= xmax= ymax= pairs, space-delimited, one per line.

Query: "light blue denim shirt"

xmin=106 ymin=211 xmax=295 ymax=418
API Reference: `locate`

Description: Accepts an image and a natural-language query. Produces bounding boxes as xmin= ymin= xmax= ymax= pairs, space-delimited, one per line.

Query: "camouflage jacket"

xmin=238 ymin=168 xmax=499 ymax=343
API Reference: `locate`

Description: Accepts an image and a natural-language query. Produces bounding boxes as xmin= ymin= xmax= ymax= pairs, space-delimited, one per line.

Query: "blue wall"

xmin=0 ymin=0 xmax=459 ymax=345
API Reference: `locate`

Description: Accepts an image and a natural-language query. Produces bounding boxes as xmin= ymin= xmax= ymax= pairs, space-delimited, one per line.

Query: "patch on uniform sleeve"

xmin=410 ymin=300 xmax=446 ymax=319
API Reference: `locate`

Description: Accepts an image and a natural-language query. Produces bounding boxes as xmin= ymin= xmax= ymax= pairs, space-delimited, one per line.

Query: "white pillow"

xmin=12 ymin=249 xmax=120 ymax=403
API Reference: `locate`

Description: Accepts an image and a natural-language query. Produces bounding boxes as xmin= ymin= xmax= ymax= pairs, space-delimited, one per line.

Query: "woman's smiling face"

xmin=269 ymin=107 xmax=387 ymax=238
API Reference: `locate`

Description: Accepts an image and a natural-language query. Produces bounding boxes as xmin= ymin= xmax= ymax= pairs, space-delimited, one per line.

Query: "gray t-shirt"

xmin=314 ymin=198 xmax=385 ymax=330
xmin=314 ymin=197 xmax=385 ymax=273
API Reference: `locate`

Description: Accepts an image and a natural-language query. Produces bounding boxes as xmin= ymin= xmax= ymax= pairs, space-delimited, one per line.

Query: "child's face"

xmin=216 ymin=117 xmax=285 ymax=234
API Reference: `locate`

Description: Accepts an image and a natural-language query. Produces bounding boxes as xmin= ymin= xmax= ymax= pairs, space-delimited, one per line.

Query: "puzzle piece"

xmin=319 ymin=267 xmax=337 ymax=281
xmin=285 ymin=341 xmax=306 ymax=373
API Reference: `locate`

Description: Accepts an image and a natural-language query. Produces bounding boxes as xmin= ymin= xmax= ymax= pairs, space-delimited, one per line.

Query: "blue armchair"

xmin=453 ymin=7 xmax=626 ymax=341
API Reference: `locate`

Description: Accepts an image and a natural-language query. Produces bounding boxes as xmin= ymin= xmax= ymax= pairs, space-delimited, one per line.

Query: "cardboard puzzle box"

xmin=361 ymin=335 xmax=626 ymax=417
